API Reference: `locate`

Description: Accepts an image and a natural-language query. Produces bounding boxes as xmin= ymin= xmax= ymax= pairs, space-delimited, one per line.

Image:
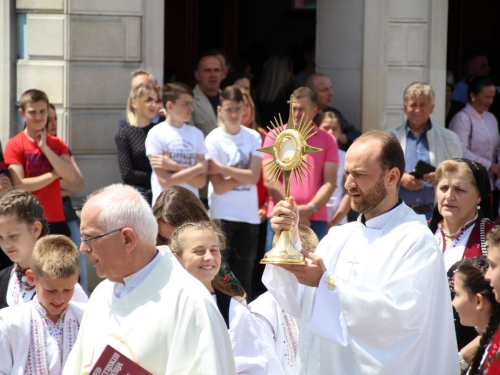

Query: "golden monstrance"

xmin=258 ymin=95 xmax=322 ymax=265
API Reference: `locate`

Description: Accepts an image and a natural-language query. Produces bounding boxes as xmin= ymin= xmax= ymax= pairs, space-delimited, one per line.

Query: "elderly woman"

xmin=428 ymin=158 xmax=497 ymax=360
xmin=449 ymin=76 xmax=500 ymax=187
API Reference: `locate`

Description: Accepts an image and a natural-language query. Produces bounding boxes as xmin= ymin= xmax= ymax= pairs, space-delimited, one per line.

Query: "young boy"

xmin=0 ymin=234 xmax=85 ymax=374
xmin=4 ymin=89 xmax=77 ymax=236
xmin=249 ymin=225 xmax=319 ymax=375
xmin=145 ymin=82 xmax=207 ymax=205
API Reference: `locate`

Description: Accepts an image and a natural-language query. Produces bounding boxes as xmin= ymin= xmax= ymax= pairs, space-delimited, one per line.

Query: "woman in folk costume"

xmin=0 ymin=190 xmax=87 ymax=309
xmin=169 ymin=220 xmax=280 ymax=375
xmin=428 ymin=158 xmax=496 ymax=365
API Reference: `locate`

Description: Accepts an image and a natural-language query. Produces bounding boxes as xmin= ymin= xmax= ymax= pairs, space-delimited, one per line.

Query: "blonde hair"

xmin=170 ymin=221 xmax=226 ymax=255
xmin=272 ymin=224 xmax=319 ymax=253
xmin=404 ymin=82 xmax=435 ymax=105
xmin=170 ymin=221 xmax=246 ymax=298
xmin=240 ymin=88 xmax=258 ymax=130
xmin=299 ymin=225 xmax=319 ymax=252
xmin=126 ymin=82 xmax=159 ymax=125
xmin=31 ymin=235 xmax=80 ymax=279
xmin=435 ymin=160 xmax=478 ymax=192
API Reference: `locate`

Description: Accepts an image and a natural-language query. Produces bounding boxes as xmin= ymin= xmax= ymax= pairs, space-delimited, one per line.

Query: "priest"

xmin=63 ymin=184 xmax=236 ymax=375
xmin=264 ymin=131 xmax=458 ymax=374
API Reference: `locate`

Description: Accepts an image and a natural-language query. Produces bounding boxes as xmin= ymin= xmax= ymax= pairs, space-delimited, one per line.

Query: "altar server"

xmin=0 ymin=235 xmax=85 ymax=374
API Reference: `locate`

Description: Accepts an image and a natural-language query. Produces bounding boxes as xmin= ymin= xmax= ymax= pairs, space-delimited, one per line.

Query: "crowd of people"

xmin=1 ymin=48 xmax=500 ymax=374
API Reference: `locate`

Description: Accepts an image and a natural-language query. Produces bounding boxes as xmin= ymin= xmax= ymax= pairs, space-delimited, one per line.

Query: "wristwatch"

xmin=308 ymin=201 xmax=319 ymax=213
xmin=458 ymin=352 xmax=468 ymax=371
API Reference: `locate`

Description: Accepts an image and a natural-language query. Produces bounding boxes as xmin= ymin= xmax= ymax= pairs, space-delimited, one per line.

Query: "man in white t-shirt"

xmin=145 ymin=83 xmax=207 ymax=205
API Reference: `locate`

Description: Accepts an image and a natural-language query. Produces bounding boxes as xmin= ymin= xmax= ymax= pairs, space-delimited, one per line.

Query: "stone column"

xmin=11 ymin=0 xmax=164 ymax=205
xmin=316 ymin=0 xmax=448 ymax=132
xmin=0 ymin=0 xmax=17 ymax=147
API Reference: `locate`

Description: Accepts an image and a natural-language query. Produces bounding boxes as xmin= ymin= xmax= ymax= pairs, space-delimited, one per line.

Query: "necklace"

xmin=440 ymin=212 xmax=478 ymax=238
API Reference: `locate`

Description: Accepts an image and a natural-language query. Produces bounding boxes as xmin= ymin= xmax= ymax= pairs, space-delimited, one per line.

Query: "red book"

xmin=89 ymin=345 xmax=152 ymax=375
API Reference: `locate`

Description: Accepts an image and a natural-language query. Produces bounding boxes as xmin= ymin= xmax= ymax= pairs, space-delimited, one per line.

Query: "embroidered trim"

xmin=480 ymin=217 xmax=488 ymax=257
xmin=282 ymin=310 xmax=299 ymax=367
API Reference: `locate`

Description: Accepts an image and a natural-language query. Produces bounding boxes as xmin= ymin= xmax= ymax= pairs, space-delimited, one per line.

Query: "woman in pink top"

xmin=449 ymin=76 xmax=500 ymax=187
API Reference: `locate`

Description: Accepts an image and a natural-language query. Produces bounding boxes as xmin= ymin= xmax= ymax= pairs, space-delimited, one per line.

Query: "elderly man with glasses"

xmin=63 ymin=183 xmax=236 ymax=375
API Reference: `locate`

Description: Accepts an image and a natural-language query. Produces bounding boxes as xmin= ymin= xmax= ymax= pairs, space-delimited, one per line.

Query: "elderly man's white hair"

xmin=404 ymin=82 xmax=435 ymax=105
xmin=86 ymin=184 xmax=158 ymax=245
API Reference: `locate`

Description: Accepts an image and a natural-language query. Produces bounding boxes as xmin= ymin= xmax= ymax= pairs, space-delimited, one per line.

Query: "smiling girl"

xmin=0 ymin=190 xmax=87 ymax=308
xmin=170 ymin=221 xmax=277 ymax=374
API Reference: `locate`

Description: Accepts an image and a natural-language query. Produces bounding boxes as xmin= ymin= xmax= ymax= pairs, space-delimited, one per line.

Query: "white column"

xmin=0 ymin=0 xmax=16 ymax=147
xmin=316 ymin=0 xmax=449 ymax=132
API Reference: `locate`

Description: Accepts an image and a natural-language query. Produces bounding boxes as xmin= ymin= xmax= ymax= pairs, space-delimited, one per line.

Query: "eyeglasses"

xmin=80 ymin=228 xmax=123 ymax=252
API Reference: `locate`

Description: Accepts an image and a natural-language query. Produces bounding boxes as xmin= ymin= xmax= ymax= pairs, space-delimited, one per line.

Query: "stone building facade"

xmin=0 ymin=0 xmax=448 ymax=203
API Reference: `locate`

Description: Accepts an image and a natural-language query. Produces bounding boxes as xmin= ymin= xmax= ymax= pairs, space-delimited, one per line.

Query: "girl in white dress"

xmin=170 ymin=220 xmax=277 ymax=375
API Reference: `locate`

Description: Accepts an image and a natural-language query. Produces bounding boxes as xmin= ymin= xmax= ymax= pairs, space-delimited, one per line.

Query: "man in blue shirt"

xmin=389 ymin=82 xmax=463 ymax=219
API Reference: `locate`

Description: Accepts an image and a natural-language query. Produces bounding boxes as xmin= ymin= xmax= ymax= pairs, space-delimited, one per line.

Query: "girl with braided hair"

xmin=453 ymin=257 xmax=500 ymax=374
xmin=483 ymin=228 xmax=500 ymax=373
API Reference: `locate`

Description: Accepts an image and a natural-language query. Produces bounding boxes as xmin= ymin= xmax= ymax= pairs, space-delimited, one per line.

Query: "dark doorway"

xmin=163 ymin=0 xmax=316 ymax=86
xmin=447 ymin=0 xmax=500 ymax=82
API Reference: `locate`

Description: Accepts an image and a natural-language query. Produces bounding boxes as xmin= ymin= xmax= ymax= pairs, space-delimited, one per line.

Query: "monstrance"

xmin=258 ymin=95 xmax=322 ymax=265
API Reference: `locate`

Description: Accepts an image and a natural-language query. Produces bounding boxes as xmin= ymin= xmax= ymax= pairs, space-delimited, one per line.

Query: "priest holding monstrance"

xmin=261 ymin=108 xmax=459 ymax=374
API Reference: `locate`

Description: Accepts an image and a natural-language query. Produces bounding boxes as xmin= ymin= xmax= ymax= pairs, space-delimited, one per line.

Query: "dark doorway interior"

xmin=447 ymin=0 xmax=500 ymax=82
xmin=163 ymin=0 xmax=316 ymax=86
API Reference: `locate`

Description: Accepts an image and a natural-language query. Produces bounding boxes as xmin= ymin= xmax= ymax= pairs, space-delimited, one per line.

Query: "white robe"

xmin=63 ymin=251 xmax=236 ymax=375
xmin=214 ymin=296 xmax=276 ymax=375
xmin=0 ymin=300 xmax=85 ymax=374
xmin=249 ymin=292 xmax=298 ymax=375
xmin=263 ymin=203 xmax=459 ymax=374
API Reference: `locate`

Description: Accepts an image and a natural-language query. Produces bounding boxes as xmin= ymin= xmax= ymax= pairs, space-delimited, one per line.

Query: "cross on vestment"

xmin=346 ymin=256 xmax=360 ymax=280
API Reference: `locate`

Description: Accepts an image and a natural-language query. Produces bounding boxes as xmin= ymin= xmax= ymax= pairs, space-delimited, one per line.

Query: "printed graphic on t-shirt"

xmin=228 ymin=145 xmax=250 ymax=192
xmin=24 ymin=148 xmax=53 ymax=176
xmin=167 ymin=140 xmax=197 ymax=169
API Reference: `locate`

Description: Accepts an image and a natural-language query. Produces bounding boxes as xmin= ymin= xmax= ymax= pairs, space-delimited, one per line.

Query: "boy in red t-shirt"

xmin=4 ymin=89 xmax=77 ymax=236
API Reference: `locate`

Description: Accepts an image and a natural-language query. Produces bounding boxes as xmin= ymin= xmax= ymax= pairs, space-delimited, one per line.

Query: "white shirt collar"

xmin=114 ymin=251 xmax=162 ymax=298
xmin=358 ymin=201 xmax=404 ymax=230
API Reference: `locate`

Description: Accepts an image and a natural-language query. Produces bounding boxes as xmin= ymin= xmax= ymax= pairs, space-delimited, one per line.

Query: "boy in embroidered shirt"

xmin=4 ymin=89 xmax=77 ymax=236
xmin=146 ymin=83 xmax=207 ymax=205
xmin=0 ymin=235 xmax=85 ymax=374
